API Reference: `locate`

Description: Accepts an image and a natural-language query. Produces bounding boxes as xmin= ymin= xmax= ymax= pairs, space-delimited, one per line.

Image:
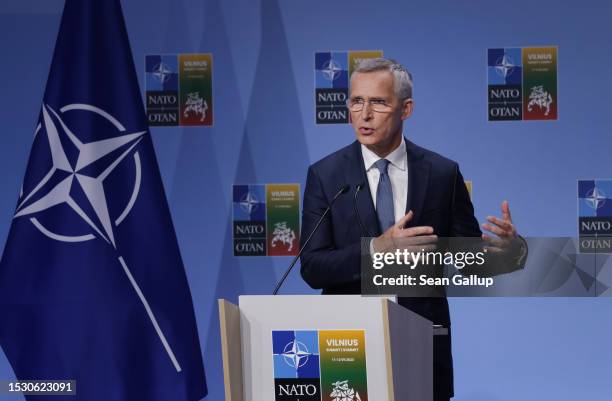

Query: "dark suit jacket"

xmin=300 ymin=138 xmax=481 ymax=399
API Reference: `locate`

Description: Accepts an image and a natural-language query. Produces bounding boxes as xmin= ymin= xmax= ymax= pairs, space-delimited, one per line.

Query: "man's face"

xmin=349 ymin=70 xmax=413 ymax=156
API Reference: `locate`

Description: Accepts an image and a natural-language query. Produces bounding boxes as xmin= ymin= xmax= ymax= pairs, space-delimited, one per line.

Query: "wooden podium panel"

xmin=218 ymin=299 xmax=244 ymax=401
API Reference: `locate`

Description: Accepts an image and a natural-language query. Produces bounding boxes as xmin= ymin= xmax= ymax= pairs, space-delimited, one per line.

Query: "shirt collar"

xmin=361 ymin=137 xmax=407 ymax=172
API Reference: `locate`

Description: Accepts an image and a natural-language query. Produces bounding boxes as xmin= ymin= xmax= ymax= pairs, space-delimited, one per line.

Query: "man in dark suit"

xmin=300 ymin=58 xmax=521 ymax=401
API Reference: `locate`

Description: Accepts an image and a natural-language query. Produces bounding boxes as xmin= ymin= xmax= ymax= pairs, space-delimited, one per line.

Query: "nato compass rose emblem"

xmin=282 ymin=339 xmax=311 ymax=370
xmin=586 ymin=187 xmax=606 ymax=210
xmin=15 ymin=104 xmax=145 ymax=248
xmin=495 ymin=54 xmax=516 ymax=79
xmin=239 ymin=191 xmax=260 ymax=216
xmin=322 ymin=58 xmax=343 ymax=82
xmin=152 ymin=62 xmax=173 ymax=83
xmin=13 ymin=103 xmax=182 ymax=373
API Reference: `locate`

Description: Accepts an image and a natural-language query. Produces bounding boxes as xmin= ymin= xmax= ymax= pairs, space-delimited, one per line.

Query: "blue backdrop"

xmin=1 ymin=0 xmax=611 ymax=400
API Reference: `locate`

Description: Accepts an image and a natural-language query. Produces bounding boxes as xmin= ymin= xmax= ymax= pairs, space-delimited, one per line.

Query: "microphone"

xmin=354 ymin=183 xmax=373 ymax=237
xmin=272 ymin=184 xmax=350 ymax=295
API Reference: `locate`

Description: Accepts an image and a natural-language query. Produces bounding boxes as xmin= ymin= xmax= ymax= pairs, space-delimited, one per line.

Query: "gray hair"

xmin=351 ymin=57 xmax=413 ymax=99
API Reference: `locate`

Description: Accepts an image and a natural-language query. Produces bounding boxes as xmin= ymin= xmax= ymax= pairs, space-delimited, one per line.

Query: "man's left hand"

xmin=481 ymin=200 xmax=518 ymax=252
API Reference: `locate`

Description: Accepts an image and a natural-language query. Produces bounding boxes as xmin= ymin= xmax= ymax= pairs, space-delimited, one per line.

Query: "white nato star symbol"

xmin=14 ymin=104 xmax=146 ymax=248
xmin=281 ymin=340 xmax=311 ymax=370
xmin=322 ymin=59 xmax=342 ymax=81
xmin=495 ymin=54 xmax=515 ymax=79
xmin=586 ymin=187 xmax=606 ymax=210
xmin=152 ymin=62 xmax=173 ymax=83
xmin=239 ymin=192 xmax=259 ymax=215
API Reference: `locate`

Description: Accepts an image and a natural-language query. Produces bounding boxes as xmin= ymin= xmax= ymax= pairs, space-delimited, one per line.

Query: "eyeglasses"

xmin=346 ymin=97 xmax=394 ymax=113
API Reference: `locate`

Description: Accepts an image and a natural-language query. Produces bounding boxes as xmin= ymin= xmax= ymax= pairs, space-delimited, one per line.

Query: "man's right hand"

xmin=372 ymin=210 xmax=438 ymax=253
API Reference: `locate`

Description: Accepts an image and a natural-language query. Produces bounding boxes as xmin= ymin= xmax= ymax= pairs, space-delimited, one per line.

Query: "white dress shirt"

xmin=361 ymin=137 xmax=409 ymax=225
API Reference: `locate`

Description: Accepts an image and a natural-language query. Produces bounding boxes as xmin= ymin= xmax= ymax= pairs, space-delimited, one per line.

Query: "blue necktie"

xmin=374 ymin=159 xmax=395 ymax=231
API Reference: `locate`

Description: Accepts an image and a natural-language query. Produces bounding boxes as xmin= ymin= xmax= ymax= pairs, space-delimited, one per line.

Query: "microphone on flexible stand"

xmin=354 ymin=183 xmax=373 ymax=237
xmin=272 ymin=184 xmax=350 ymax=295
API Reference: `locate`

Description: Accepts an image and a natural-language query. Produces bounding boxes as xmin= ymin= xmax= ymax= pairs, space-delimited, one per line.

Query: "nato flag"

xmin=0 ymin=0 xmax=207 ymax=400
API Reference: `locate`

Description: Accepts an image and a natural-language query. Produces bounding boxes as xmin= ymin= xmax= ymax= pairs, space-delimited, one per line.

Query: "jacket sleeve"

xmin=450 ymin=164 xmax=482 ymax=237
xmin=299 ymin=166 xmax=361 ymax=289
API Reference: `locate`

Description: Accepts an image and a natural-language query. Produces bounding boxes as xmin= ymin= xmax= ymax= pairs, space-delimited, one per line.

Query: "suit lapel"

xmin=344 ymin=141 xmax=381 ymax=237
xmin=404 ymin=139 xmax=430 ymax=227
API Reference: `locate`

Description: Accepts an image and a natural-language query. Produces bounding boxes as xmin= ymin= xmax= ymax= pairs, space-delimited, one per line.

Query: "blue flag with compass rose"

xmin=0 ymin=1 xmax=207 ymax=400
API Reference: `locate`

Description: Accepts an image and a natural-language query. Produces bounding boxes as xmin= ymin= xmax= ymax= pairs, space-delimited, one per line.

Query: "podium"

xmin=218 ymin=295 xmax=433 ymax=401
